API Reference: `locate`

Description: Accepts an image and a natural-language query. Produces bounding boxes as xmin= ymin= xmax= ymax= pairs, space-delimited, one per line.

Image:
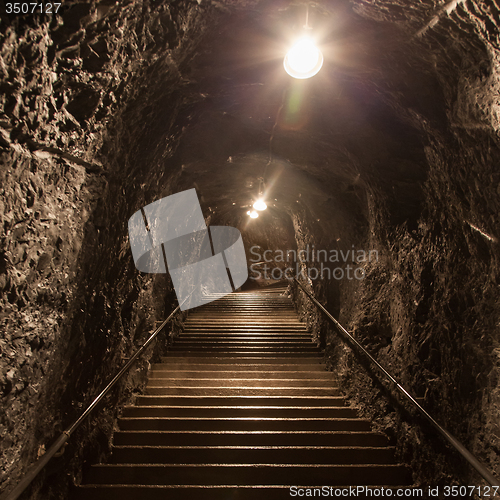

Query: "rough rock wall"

xmin=0 ymin=1 xmax=232 ymax=498
xmin=291 ymin=0 xmax=500 ymax=489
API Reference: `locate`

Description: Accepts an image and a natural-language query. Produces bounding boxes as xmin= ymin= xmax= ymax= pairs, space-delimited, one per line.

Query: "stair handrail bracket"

xmin=0 ymin=303 xmax=183 ymax=500
xmin=290 ymin=276 xmax=499 ymax=488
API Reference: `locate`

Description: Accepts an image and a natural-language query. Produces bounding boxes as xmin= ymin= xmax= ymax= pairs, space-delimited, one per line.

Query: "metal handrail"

xmin=1 ymin=303 xmax=183 ymax=500
xmin=291 ymin=276 xmax=499 ymax=487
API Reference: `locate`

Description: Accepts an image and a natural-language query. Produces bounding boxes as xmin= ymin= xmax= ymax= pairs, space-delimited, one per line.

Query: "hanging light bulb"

xmin=253 ymin=199 xmax=267 ymax=211
xmin=247 ymin=210 xmax=259 ymax=219
xmin=284 ymin=4 xmax=323 ymax=79
xmin=284 ymin=37 xmax=323 ymax=79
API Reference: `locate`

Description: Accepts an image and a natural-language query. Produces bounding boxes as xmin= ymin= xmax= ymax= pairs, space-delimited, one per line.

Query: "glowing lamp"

xmin=247 ymin=210 xmax=259 ymax=219
xmin=253 ymin=199 xmax=267 ymax=211
xmin=284 ymin=37 xmax=323 ymax=79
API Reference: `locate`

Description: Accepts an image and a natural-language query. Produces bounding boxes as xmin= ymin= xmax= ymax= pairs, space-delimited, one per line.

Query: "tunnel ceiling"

xmin=162 ymin=1 xmax=435 ymax=241
xmin=75 ymin=0 xmax=490 ymax=255
xmin=2 ymin=0 xmax=494 ymax=249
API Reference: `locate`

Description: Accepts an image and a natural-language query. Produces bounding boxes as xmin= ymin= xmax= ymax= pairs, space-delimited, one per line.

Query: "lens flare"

xmin=284 ymin=38 xmax=323 ymax=79
xmin=247 ymin=210 xmax=259 ymax=219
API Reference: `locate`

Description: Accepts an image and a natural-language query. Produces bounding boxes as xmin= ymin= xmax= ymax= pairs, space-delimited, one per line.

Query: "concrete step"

xmin=85 ymin=463 xmax=411 ymax=486
xmin=192 ymin=307 xmax=295 ymax=311
xmin=174 ymin=337 xmax=314 ymax=343
xmin=191 ymin=307 xmax=295 ymax=311
xmin=177 ymin=335 xmax=313 ymax=341
xmin=185 ymin=316 xmax=303 ymax=320
xmin=113 ymin=430 xmax=391 ymax=447
xmin=146 ymin=378 xmax=338 ymax=388
xmin=185 ymin=321 xmax=305 ymax=325
xmin=183 ymin=325 xmax=307 ymax=330
xmin=134 ymin=396 xmax=346 ymax=407
xmin=145 ymin=387 xmax=341 ymax=396
xmin=161 ymin=353 xmax=324 ymax=360
xmin=191 ymin=305 xmax=293 ymax=308
xmin=187 ymin=316 xmax=299 ymax=320
xmin=182 ymin=328 xmax=309 ymax=333
xmin=189 ymin=309 xmax=297 ymax=313
xmin=121 ymin=406 xmax=357 ymax=418
xmin=160 ymin=356 xmax=325 ymax=363
xmin=185 ymin=326 xmax=304 ymax=329
xmin=182 ymin=327 xmax=312 ymax=334
xmin=171 ymin=341 xmax=317 ymax=347
xmin=148 ymin=369 xmax=336 ymax=379
xmin=186 ymin=316 xmax=305 ymax=320
xmin=168 ymin=346 xmax=319 ymax=353
xmin=108 ymin=445 xmax=397 ymax=464
xmin=74 ymin=485 xmax=416 ymax=500
xmin=117 ymin=417 xmax=372 ymax=432
xmin=151 ymin=363 xmax=327 ymax=371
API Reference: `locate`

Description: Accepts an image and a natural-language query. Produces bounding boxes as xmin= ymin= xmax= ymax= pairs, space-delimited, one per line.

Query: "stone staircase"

xmin=75 ymin=284 xmax=412 ymax=499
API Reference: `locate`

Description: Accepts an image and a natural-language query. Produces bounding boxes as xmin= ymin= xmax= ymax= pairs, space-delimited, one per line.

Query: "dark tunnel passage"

xmin=1 ymin=0 xmax=500 ymax=498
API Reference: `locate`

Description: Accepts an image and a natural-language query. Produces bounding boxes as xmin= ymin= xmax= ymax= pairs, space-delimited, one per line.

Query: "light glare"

xmin=249 ymin=210 xmax=259 ymax=219
xmin=284 ymin=38 xmax=323 ymax=79
xmin=253 ymin=199 xmax=267 ymax=211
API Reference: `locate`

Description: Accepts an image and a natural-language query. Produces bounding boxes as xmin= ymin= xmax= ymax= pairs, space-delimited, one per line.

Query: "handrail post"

xmin=290 ymin=276 xmax=499 ymax=487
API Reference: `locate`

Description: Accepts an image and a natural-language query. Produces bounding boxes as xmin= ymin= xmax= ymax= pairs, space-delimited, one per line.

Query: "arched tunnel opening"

xmin=1 ymin=0 xmax=500 ymax=498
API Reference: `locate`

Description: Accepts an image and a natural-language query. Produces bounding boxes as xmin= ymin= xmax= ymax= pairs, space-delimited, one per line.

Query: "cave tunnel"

xmin=1 ymin=0 xmax=500 ymax=498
